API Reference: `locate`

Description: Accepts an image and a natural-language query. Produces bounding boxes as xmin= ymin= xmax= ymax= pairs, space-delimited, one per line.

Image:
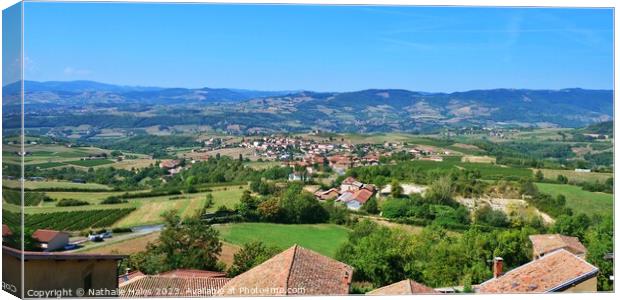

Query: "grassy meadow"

xmin=535 ymin=183 xmax=613 ymax=217
xmin=534 ymin=169 xmax=613 ymax=184
xmin=215 ymin=223 xmax=350 ymax=258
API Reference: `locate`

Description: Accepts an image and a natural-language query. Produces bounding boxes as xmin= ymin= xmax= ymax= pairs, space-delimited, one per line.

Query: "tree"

xmin=519 ymin=179 xmax=538 ymax=196
xmin=426 ymin=176 xmax=454 ymax=205
xmin=535 ymin=170 xmax=544 ymax=182
xmin=390 ymin=179 xmax=403 ymax=198
xmin=557 ymin=174 xmax=569 ymax=184
xmin=258 ymin=197 xmax=283 ymax=222
xmin=3 ymin=226 xmax=38 ymax=251
xmin=227 ymin=241 xmax=281 ymax=277
xmin=147 ymin=210 xmax=223 ymax=272
xmin=551 ymin=213 xmax=591 ymax=240
xmin=362 ymin=196 xmax=379 ymax=214
xmin=236 ymin=190 xmax=260 ymax=221
xmin=585 ymin=215 xmax=613 ymax=291
xmin=200 ymin=193 xmax=214 ymax=215
xmin=336 ymin=221 xmax=408 ymax=287
xmin=474 ymin=205 xmax=509 ymax=228
xmin=279 ymin=184 xmax=329 ymax=224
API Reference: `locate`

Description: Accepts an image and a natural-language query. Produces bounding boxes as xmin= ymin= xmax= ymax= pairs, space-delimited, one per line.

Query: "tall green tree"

xmin=362 ymin=196 xmax=379 ymax=214
xmin=227 ymin=241 xmax=281 ymax=277
xmin=390 ymin=179 xmax=403 ymax=198
xmin=147 ymin=210 xmax=223 ymax=272
xmin=585 ymin=215 xmax=613 ymax=291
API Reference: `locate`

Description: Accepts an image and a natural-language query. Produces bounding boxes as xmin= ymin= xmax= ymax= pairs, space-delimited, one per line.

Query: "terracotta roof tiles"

xmin=529 ymin=234 xmax=587 ymax=257
xmin=159 ymin=269 xmax=227 ymax=278
xmin=367 ymin=279 xmax=438 ymax=295
xmin=477 ymin=249 xmax=598 ymax=293
xmin=119 ymin=276 xmax=229 ymax=297
xmin=32 ymin=229 xmax=66 ymax=243
xmin=218 ymin=244 xmax=352 ymax=296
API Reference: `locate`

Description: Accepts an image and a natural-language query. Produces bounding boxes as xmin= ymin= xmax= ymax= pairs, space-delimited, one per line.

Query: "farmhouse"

xmin=342 ymin=188 xmax=374 ymax=210
xmin=313 ymin=177 xmax=377 ymax=210
xmin=477 ymin=250 xmax=598 ymax=293
xmin=32 ymin=229 xmax=70 ymax=251
xmin=314 ymin=188 xmax=340 ymax=201
xmin=340 ymin=176 xmax=364 ymax=192
xmin=2 ymin=246 xmax=125 ymax=298
xmin=529 ymin=234 xmax=587 ymax=259
xmin=218 ymin=244 xmax=353 ymax=296
xmin=367 ymin=279 xmax=438 ymax=295
xmin=159 ymin=159 xmax=181 ymax=169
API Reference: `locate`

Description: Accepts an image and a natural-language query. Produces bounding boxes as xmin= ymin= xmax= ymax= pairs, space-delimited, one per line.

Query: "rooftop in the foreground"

xmin=218 ymin=244 xmax=353 ymax=296
xmin=477 ymin=249 xmax=598 ymax=293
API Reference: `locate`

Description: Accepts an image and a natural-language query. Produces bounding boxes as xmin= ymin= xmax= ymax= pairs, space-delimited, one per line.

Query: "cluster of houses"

xmin=158 ymin=159 xmax=184 ymax=175
xmin=441 ymin=126 xmax=519 ymax=139
xmin=2 ymin=231 xmax=602 ymax=297
xmin=240 ymin=135 xmax=397 ymax=165
xmin=314 ymin=177 xmax=376 ymax=210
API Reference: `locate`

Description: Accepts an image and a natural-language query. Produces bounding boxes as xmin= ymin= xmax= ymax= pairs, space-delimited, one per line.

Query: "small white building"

xmin=32 ymin=229 xmax=70 ymax=252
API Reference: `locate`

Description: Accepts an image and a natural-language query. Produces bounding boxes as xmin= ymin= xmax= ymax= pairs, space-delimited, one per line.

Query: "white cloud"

xmin=63 ymin=66 xmax=92 ymax=76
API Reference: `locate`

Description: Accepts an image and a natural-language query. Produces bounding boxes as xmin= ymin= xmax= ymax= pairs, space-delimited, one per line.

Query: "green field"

xmin=408 ymin=157 xmax=533 ymax=180
xmin=113 ymin=186 xmax=247 ymax=227
xmin=17 ymin=185 xmax=246 ymax=226
xmin=44 ymin=191 xmax=143 ymax=204
xmin=3 ymin=180 xmax=113 ymax=191
xmin=3 ymin=208 xmax=136 ymax=231
xmin=244 ymin=161 xmax=281 ymax=170
xmin=3 ymin=144 xmax=111 ymax=165
xmin=534 ymin=169 xmax=613 ymax=184
xmin=216 ymin=223 xmax=350 ymax=258
xmin=66 ymin=159 xmax=115 ymax=167
xmin=535 ymin=183 xmax=613 ymax=217
xmin=29 ymin=162 xmax=67 ymax=169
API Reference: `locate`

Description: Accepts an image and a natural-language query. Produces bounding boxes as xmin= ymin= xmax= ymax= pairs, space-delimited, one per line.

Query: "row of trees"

xmin=336 ymin=220 xmax=535 ymax=289
xmin=237 ymin=183 xmax=353 ymax=225
xmin=336 ymin=214 xmax=613 ymax=292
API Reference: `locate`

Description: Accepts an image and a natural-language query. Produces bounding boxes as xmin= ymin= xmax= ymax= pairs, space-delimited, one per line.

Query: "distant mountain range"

xmin=2 ymin=80 xmax=614 ymax=132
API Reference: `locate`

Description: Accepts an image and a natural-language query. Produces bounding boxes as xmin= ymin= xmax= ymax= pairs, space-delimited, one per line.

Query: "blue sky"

xmin=22 ymin=3 xmax=613 ymax=92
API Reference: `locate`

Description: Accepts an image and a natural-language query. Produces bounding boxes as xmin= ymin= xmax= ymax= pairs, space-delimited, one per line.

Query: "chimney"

xmin=123 ymin=268 xmax=131 ymax=281
xmin=493 ymin=257 xmax=503 ymax=278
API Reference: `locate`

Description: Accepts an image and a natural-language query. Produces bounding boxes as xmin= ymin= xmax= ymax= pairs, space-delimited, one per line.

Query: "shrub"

xmin=101 ymin=196 xmax=128 ymax=204
xmin=56 ymin=199 xmax=90 ymax=207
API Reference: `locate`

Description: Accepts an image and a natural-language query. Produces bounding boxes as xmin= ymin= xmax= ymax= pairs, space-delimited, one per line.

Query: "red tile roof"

xmin=477 ymin=249 xmax=598 ymax=293
xmin=529 ymin=234 xmax=587 ymax=257
xmin=159 ymin=160 xmax=181 ymax=169
xmin=2 ymin=224 xmax=12 ymax=237
xmin=32 ymin=229 xmax=67 ymax=243
xmin=119 ymin=271 xmax=145 ymax=285
xmin=159 ymin=269 xmax=227 ymax=278
xmin=367 ymin=279 xmax=438 ymax=295
xmin=341 ymin=176 xmax=357 ymax=185
xmin=352 ymin=188 xmax=374 ymax=204
xmin=218 ymin=244 xmax=353 ymax=296
xmin=119 ymin=275 xmax=229 ymax=297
